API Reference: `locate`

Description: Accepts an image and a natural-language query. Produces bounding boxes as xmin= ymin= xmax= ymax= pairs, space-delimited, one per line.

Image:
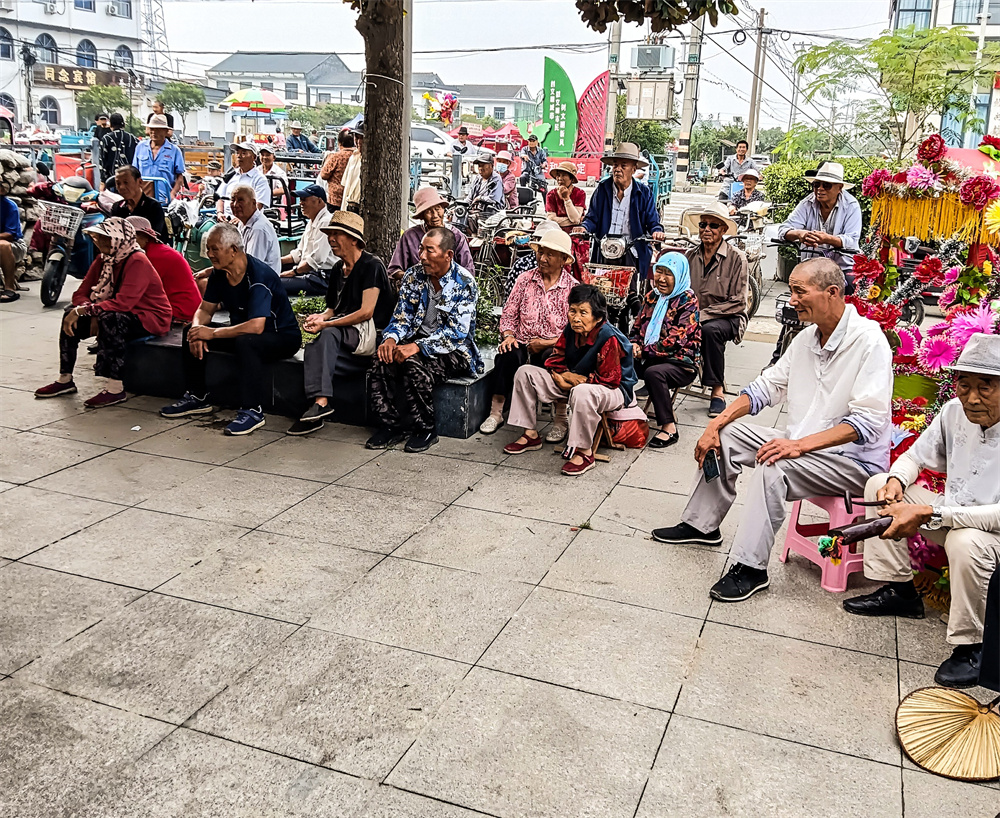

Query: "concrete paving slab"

xmin=310 ymin=556 xmax=531 ymax=663
xmin=31 ymin=448 xmax=214 ymax=506
xmin=500 ymin=440 xmax=641 ymax=480
xmin=336 ymin=450 xmax=496 ymax=505
xmin=227 ymin=435 xmax=382 ymax=483
xmin=675 ymin=622 xmax=901 ymax=765
xmin=189 ymin=627 xmax=467 ymax=780
xmin=25 ymin=507 xmax=249 ymax=589
xmin=0 ymin=562 xmax=142 ymax=674
xmin=896 ymin=613 xmax=953 ymax=668
xmin=636 ymin=715 xmax=903 ymax=818
xmin=424 ymin=430 xmax=513 ymax=465
xmin=541 ymin=528 xmax=727 ymax=619
xmin=159 ymin=530 xmax=381 ymax=623
xmin=358 ymin=787 xmax=490 ymax=817
xmin=310 ymin=420 xmax=378 ymax=444
xmin=31 ymin=405 xmax=188 ymax=447
xmin=18 ymin=593 xmax=296 ymax=723
xmin=387 ymin=667 xmax=666 ymax=818
xmin=261 ymin=484 xmax=445 ymax=554
xmin=480 ymin=585 xmax=700 ymax=711
xmin=0 ymin=485 xmax=123 ymax=558
xmin=619 ymin=444 xmax=699 ymax=496
xmin=0 ymin=677 xmax=173 ymax=818
xmin=0 ymin=428 xmax=110 ymax=484
xmin=139 ymin=465 xmax=324 ymax=527
xmin=394 ymin=505 xmax=576 ymax=584
xmin=0 ymin=384 xmax=88 ymax=431
xmin=0 ymin=480 xmax=14 ymax=492
xmin=589 ymin=484 xmax=691 ymax=538
xmin=89 ymin=727 xmax=378 ymax=818
xmin=125 ymin=419 xmax=283 ymax=465
xmin=0 ymin=313 xmax=61 ymax=361
xmin=902 ymin=769 xmax=999 ymax=814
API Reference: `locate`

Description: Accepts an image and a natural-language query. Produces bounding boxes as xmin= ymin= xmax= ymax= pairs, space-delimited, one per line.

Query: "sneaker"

xmin=300 ymin=402 xmax=335 ymax=422
xmin=561 ymin=453 xmax=596 ymax=476
xmin=404 ymin=429 xmax=439 ymax=453
xmin=843 ymin=585 xmax=924 ymax=619
xmin=651 ymin=522 xmax=723 ymax=546
xmin=34 ymin=380 xmax=77 ymax=399
xmin=934 ymin=643 xmax=982 ymax=689
xmin=287 ymin=418 xmax=324 ymax=436
xmin=224 ymin=407 xmax=265 ymax=436
xmin=708 ymin=397 xmax=726 ymax=418
xmin=160 ymin=392 xmax=214 ymax=418
xmin=504 ymin=434 xmax=543 ymax=455
xmin=365 ymin=428 xmax=409 ymax=450
xmin=83 ymin=389 xmax=127 ymax=409
xmin=545 ymin=423 xmax=568 ymax=444
xmin=479 ymin=414 xmax=504 ymax=435
xmin=709 ymin=562 xmax=770 ymax=602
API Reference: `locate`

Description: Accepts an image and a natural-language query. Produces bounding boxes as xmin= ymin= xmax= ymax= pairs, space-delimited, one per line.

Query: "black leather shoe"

xmin=647 ymin=431 xmax=679 ymax=449
xmin=651 ymin=522 xmax=722 ymax=546
xmin=934 ymin=643 xmax=982 ymax=689
xmin=365 ymin=429 xmax=409 ymax=450
xmin=843 ymin=585 xmax=924 ymax=619
xmin=710 ymin=562 xmax=770 ymax=602
xmin=404 ymin=430 xmax=439 ymax=453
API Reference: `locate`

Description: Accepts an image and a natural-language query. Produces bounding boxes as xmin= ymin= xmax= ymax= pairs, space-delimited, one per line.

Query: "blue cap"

xmin=293 ymin=184 xmax=327 ymax=202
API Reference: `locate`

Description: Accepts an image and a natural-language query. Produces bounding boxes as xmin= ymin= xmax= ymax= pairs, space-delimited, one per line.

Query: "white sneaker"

xmin=545 ymin=423 xmax=568 ymax=443
xmin=479 ymin=414 xmax=505 ymax=435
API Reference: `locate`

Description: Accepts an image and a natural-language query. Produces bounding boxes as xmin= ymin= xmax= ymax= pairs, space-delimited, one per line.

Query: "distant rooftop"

xmin=208 ymin=53 xmax=349 ymax=75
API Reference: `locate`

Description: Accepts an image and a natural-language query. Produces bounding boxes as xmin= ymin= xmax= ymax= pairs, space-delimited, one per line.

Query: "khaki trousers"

xmin=508 ymin=365 xmax=624 ymax=451
xmin=861 ymin=473 xmax=1000 ymax=646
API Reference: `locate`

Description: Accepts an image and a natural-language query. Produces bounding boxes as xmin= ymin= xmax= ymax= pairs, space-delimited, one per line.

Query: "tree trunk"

xmin=355 ymin=0 xmax=405 ymax=262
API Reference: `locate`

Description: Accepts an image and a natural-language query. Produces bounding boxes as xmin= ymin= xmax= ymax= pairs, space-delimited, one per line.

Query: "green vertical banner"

xmin=541 ymin=57 xmax=578 ymax=157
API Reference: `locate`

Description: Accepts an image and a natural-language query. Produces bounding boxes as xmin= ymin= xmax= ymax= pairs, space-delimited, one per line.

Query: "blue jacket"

xmin=287 ymin=133 xmax=320 ymax=153
xmin=582 ymin=177 xmax=663 ymax=278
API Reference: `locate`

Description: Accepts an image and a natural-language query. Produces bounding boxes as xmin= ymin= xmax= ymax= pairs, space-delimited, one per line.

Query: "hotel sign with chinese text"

xmin=34 ymin=65 xmax=136 ymax=91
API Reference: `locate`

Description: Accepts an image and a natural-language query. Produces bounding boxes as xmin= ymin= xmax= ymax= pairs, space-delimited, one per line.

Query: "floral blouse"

xmin=499 ymin=267 xmax=578 ymax=343
xmin=628 ymin=288 xmax=701 ymax=368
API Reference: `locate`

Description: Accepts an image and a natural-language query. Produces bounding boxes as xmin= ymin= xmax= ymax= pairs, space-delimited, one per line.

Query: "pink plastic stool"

xmin=779 ymin=495 xmax=865 ymax=593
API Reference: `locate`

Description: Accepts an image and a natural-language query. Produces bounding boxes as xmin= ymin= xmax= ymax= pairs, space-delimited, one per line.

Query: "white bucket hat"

xmin=948 ymin=332 xmax=1000 ymax=377
xmin=805 ymin=160 xmax=854 ymax=190
xmin=682 ymin=201 xmax=738 ymax=237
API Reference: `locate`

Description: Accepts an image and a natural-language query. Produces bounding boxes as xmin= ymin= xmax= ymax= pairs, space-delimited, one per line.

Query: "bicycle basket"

xmin=775 ymin=291 xmax=804 ymax=328
xmin=39 ymin=202 xmax=86 ymax=241
xmin=581 ymin=264 xmax=634 ymax=310
xmin=742 ymin=232 xmax=765 ymax=259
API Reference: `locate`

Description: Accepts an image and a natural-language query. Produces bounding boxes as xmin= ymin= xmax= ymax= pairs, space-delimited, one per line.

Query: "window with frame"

xmin=114 ymin=45 xmax=134 ymax=68
xmin=261 ymin=82 xmax=273 ymax=92
xmin=317 ymin=93 xmax=331 ymax=104
xmin=40 ymin=96 xmax=60 ymax=126
xmin=493 ymin=107 xmax=505 ymax=120
xmin=0 ymin=93 xmax=15 ymax=121
xmin=35 ymin=34 xmax=58 ymax=65
xmin=954 ymin=0 xmax=1000 ymax=23
xmin=74 ymin=0 xmax=96 ymax=10
xmin=473 ymin=106 xmax=485 ymax=118
xmin=0 ymin=29 xmax=12 ymax=62
xmin=895 ymin=0 xmax=932 ymax=29
xmin=240 ymin=82 xmax=252 ymax=90
xmin=77 ymin=39 xmax=97 ymax=69
xmin=284 ymin=83 xmax=299 ymax=100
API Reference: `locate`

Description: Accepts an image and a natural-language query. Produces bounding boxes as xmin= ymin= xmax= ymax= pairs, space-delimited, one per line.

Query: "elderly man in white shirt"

xmin=845 ymin=333 xmax=1000 ymax=689
xmin=651 ymin=257 xmax=893 ymax=603
xmin=217 ymin=141 xmax=272 ymax=217
xmin=230 ymin=184 xmax=281 ymax=274
xmin=280 ymin=184 xmax=337 ymax=296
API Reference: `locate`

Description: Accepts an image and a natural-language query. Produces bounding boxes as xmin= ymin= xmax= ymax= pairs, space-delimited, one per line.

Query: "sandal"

xmin=479 ymin=414 xmax=505 ymax=435
xmin=0 ymin=290 xmax=20 ymax=303
xmin=545 ymin=423 xmax=568 ymax=444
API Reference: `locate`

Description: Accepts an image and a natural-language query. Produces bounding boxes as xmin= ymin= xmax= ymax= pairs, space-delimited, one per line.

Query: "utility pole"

xmin=788 ymin=41 xmax=808 ymax=131
xmin=745 ymin=8 xmax=766 ymax=153
xmin=676 ymin=16 xmax=704 ymax=181
xmin=828 ymin=103 xmax=836 ymax=153
xmin=402 ymin=0 xmax=413 ymax=222
xmin=604 ymin=19 xmax=622 ymax=150
xmin=20 ymin=45 xmax=36 ymax=124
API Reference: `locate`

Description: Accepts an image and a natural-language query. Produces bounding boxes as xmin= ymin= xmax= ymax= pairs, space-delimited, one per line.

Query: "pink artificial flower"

xmin=925 ymin=320 xmax=949 ymax=337
xmin=918 ymin=335 xmax=958 ymax=371
xmin=861 ymin=169 xmax=892 ymax=198
xmin=943 ymin=266 xmax=960 ymax=285
xmin=906 ymin=165 xmax=939 ymax=191
xmin=959 ymin=174 xmax=1000 ymax=210
xmin=949 ymin=302 xmax=999 ymax=348
xmin=938 ymin=285 xmax=959 ymax=309
xmin=896 ymin=326 xmax=922 ymax=357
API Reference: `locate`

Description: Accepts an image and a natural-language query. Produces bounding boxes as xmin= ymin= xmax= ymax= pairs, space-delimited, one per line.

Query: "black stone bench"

xmin=122 ymin=327 xmax=494 ymax=439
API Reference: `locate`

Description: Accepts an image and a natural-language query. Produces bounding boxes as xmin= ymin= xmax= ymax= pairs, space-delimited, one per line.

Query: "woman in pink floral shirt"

xmin=480 ymin=228 xmax=578 ymax=436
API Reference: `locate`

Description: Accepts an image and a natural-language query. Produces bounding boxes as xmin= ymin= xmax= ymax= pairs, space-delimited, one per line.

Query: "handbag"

xmin=352 ymin=317 xmax=377 ymax=356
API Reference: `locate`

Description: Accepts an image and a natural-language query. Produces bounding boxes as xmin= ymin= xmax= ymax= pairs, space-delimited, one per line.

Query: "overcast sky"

xmin=162 ymin=0 xmax=891 ymax=131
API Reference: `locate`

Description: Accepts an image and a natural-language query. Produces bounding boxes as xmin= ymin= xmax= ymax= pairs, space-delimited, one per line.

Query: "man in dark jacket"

xmin=100 ymin=113 xmax=138 ymax=191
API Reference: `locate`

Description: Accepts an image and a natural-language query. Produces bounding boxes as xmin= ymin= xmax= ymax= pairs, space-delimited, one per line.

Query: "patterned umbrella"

xmin=219 ymin=88 xmax=288 ymax=116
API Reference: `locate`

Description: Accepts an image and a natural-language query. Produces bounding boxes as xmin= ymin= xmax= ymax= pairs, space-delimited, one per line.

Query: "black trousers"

xmin=369 ymin=350 xmax=467 ymax=433
xmin=491 ymin=345 xmax=551 ymax=403
xmin=635 ymin=358 xmax=697 ymax=426
xmin=181 ymin=325 xmax=301 ymax=409
xmin=700 ymin=316 xmax=741 ymax=388
xmin=60 ymin=309 xmax=147 ymax=380
xmin=280 ymin=273 xmax=328 ymax=297
xmin=980 ymin=565 xmax=999 ymax=693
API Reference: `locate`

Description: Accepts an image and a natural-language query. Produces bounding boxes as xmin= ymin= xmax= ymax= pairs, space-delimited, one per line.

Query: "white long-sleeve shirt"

xmin=239 ymin=209 xmax=281 ymax=274
xmin=889 ymin=399 xmax=1000 ymax=532
xmin=218 ymin=166 xmax=273 ymax=215
xmin=290 ymin=207 xmax=337 ymax=271
xmin=741 ymin=304 xmax=893 ymax=475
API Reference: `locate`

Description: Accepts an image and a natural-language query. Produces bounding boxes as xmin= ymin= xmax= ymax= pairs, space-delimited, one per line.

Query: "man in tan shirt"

xmin=683 ymin=202 xmax=748 ymax=418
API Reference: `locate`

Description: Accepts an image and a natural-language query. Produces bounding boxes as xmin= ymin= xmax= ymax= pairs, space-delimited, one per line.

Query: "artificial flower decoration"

xmin=896 ymin=325 xmax=922 ymax=357
xmin=914 ymin=256 xmax=944 ymax=285
xmin=917 ymin=133 xmax=947 ymax=164
xmin=943 ymin=265 xmax=961 ymax=285
xmin=979 ymin=134 xmax=1000 ymax=161
xmin=905 ymin=165 xmax=939 ymax=192
xmin=949 ymin=301 xmax=999 ymax=348
xmin=852 ymin=255 xmax=885 ymax=282
xmin=958 ymin=174 xmax=1000 ymax=210
xmin=918 ymin=335 xmax=958 ymax=371
xmin=861 ymin=168 xmax=892 ymax=198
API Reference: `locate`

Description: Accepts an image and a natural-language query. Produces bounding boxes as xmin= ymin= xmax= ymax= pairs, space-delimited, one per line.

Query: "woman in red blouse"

xmin=545 ymin=161 xmax=589 ymax=278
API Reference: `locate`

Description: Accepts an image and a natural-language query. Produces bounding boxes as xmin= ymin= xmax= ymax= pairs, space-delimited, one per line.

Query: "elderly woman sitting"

xmin=388 ymin=186 xmax=474 ymax=282
xmin=503 ymin=283 xmax=637 ymax=477
xmin=34 ymin=217 xmax=172 ymax=407
xmin=480 ymin=229 xmax=578 ymax=436
xmin=629 ymin=252 xmax=701 ymax=448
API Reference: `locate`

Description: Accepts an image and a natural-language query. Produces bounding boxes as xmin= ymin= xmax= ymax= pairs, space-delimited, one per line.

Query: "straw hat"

xmin=125 ymin=216 xmax=161 ymax=242
xmin=320 ymin=210 xmax=366 ymax=246
xmin=738 ymin=167 xmax=761 ymax=181
xmin=147 ymin=114 xmax=170 ymax=130
xmin=530 ymin=228 xmax=574 ymax=261
xmin=549 ymin=161 xmax=579 ymax=183
xmin=413 ymin=187 xmax=448 ymax=217
xmin=682 ymin=201 xmax=738 ymax=237
xmin=948 ymin=332 xmax=1000 ymax=377
xmin=805 ymin=160 xmax=854 ymax=190
xmin=600 ymin=141 xmax=648 ymax=169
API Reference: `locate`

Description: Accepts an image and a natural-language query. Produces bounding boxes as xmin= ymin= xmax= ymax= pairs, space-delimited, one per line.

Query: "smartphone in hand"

xmin=702 ymin=449 xmax=722 ymax=483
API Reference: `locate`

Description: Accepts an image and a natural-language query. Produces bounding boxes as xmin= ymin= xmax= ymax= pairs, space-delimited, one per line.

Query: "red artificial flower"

xmin=912 ymin=396 xmax=928 ymax=407
xmin=852 ymin=255 xmax=885 ymax=282
xmin=866 ymin=301 xmax=904 ymax=331
xmin=981 ymin=134 xmax=1000 ymax=151
xmin=959 ymin=174 xmax=1000 ymax=210
xmin=917 ymin=134 xmax=947 ymax=164
xmin=914 ymin=256 xmax=944 ymax=284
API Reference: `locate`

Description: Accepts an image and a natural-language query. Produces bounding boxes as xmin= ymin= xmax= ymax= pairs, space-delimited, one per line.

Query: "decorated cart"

xmin=853 ymin=134 xmax=1000 ymax=606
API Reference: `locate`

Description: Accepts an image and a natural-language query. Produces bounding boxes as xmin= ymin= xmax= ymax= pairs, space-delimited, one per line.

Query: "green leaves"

xmin=575 ymin=0 xmax=738 ymax=34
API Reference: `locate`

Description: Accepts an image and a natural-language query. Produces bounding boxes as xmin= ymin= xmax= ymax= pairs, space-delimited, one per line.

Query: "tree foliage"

xmin=614 ymin=95 xmax=674 ymax=155
xmin=157 ymin=82 xmax=206 ymax=133
xmin=575 ymin=0 xmax=738 ymax=33
xmin=288 ymin=103 xmax=363 ymax=131
xmin=756 ymin=126 xmax=785 ymax=155
xmin=687 ymin=118 xmax=749 ymax=166
xmin=797 ymin=25 xmax=1000 ymax=160
xmin=75 ymin=85 xmax=131 ymax=126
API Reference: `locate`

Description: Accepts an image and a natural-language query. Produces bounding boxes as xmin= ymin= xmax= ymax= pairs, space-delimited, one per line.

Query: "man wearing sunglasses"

xmin=777 ymin=161 xmax=861 ymax=286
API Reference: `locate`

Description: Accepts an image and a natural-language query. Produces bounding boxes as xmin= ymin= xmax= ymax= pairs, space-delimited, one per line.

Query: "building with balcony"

xmin=0 ymin=0 xmax=146 ymax=129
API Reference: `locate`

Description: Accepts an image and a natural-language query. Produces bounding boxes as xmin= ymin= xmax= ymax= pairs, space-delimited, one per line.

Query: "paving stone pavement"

xmin=2 ymin=286 xmax=997 ymax=817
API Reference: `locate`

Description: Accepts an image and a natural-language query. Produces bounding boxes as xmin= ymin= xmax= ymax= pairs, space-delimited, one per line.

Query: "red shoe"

xmin=35 ymin=380 xmax=77 ymax=399
xmin=83 ymin=390 xmax=127 ymax=408
xmin=503 ymin=434 xmax=543 ymax=455
xmin=561 ymin=453 xmax=596 ymax=477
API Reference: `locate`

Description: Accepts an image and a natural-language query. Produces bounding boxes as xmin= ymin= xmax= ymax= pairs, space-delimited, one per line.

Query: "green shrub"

xmin=291 ymin=295 xmax=328 ymax=346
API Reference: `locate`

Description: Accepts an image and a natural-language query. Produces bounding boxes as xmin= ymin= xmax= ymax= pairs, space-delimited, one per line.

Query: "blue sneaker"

xmin=224 ymin=407 xmax=265 ymax=436
xmin=160 ymin=392 xmax=214 ymax=418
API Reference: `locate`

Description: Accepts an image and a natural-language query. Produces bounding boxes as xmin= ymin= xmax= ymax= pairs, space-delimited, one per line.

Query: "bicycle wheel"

xmin=746 ymin=266 xmax=762 ymax=319
xmin=899 ymin=297 xmax=925 ymax=327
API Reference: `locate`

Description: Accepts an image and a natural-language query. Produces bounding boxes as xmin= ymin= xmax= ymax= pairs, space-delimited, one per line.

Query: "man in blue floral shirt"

xmin=367 ymin=227 xmax=482 ymax=453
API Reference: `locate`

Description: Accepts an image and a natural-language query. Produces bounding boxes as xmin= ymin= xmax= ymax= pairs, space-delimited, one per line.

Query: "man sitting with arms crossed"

xmin=367 ymin=227 xmax=482 ymax=453
xmin=652 ymin=258 xmax=893 ymax=602
xmin=279 ymin=184 xmax=336 ymax=296
xmin=230 ymin=184 xmax=281 ymax=274
xmin=844 ymin=333 xmax=1000 ymax=689
xmin=160 ymin=223 xmax=300 ymax=436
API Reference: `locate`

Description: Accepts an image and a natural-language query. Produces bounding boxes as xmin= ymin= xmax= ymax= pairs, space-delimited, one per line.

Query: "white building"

xmin=455 ymin=84 xmax=538 ymax=123
xmin=0 ymin=0 xmax=146 ymax=129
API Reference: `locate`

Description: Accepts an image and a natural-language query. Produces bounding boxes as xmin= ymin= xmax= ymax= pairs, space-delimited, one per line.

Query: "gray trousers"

xmin=681 ymin=421 xmax=872 ymax=570
xmin=302 ymin=325 xmax=365 ymax=400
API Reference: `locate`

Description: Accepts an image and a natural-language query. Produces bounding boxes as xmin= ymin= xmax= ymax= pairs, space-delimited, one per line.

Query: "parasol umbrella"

xmin=219 ymin=88 xmax=288 ymax=117
xmin=896 ymin=686 xmax=1000 ymax=781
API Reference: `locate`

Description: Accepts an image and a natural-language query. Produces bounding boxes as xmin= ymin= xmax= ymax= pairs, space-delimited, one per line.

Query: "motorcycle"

xmin=517 ymin=171 xmax=546 ymax=213
xmin=38 ymin=167 xmax=104 ymax=307
xmin=577 ymin=231 xmax=660 ymax=334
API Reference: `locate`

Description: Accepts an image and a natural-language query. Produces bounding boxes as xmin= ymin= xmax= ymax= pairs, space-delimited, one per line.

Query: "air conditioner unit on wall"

xmin=44 ymin=2 xmax=60 ymax=14
xmin=106 ymin=3 xmax=120 ymax=16
xmin=631 ymin=45 xmax=676 ymax=72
